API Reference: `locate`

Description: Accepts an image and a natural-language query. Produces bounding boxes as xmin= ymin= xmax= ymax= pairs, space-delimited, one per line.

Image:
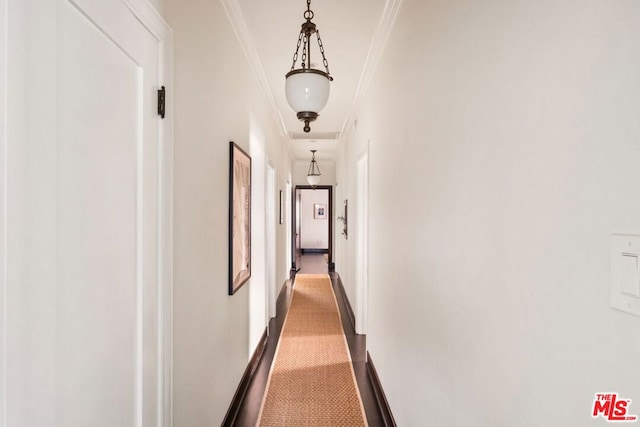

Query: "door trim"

xmin=266 ymin=163 xmax=276 ymax=321
xmin=291 ymin=185 xmax=334 ymax=274
xmin=356 ymin=147 xmax=369 ymax=335
xmin=121 ymin=2 xmax=174 ymax=426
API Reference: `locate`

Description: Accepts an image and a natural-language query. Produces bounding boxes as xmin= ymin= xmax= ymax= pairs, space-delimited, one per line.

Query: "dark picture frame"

xmin=279 ymin=190 xmax=285 ymax=224
xmin=314 ymin=203 xmax=327 ymax=219
xmin=338 ymin=199 xmax=348 ymax=239
xmin=229 ymin=141 xmax=251 ymax=295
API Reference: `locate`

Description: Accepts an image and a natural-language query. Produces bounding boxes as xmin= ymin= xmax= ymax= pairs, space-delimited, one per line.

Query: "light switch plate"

xmin=611 ymin=234 xmax=640 ymax=317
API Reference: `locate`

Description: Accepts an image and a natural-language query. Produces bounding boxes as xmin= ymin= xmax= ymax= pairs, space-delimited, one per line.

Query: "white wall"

xmin=338 ymin=0 xmax=640 ymax=425
xmin=164 ymin=0 xmax=292 ymax=424
xmin=300 ymin=189 xmax=329 ymax=250
xmin=0 ymin=0 xmax=7 ymax=424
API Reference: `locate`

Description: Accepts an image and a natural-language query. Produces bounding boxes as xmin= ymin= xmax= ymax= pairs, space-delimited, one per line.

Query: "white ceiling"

xmin=234 ymin=0 xmax=390 ymax=161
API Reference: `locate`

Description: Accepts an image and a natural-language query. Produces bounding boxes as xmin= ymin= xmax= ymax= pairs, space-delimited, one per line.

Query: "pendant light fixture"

xmin=285 ymin=0 xmax=333 ymax=133
xmin=307 ymin=150 xmax=321 ymax=187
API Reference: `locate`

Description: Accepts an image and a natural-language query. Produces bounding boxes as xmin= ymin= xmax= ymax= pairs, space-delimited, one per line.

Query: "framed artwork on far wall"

xmin=314 ymin=203 xmax=327 ymax=220
xmin=229 ymin=141 xmax=251 ymax=295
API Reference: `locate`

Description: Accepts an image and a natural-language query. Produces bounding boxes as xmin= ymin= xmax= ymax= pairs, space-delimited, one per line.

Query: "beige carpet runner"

xmin=257 ymin=274 xmax=368 ymax=426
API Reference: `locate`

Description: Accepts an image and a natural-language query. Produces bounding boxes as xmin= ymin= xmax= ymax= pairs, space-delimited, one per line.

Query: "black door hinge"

xmin=157 ymin=85 xmax=166 ymax=119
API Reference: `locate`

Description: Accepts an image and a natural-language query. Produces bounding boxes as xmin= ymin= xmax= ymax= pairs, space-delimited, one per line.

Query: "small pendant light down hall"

xmin=285 ymin=0 xmax=333 ymax=133
xmin=307 ymin=150 xmax=321 ymax=187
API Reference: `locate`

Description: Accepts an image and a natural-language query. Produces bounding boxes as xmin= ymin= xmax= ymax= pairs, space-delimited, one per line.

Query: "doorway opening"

xmin=291 ymin=185 xmax=334 ymax=276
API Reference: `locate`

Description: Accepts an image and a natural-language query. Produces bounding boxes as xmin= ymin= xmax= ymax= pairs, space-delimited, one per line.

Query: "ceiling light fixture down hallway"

xmin=285 ymin=0 xmax=333 ymax=133
xmin=307 ymin=150 xmax=322 ymax=187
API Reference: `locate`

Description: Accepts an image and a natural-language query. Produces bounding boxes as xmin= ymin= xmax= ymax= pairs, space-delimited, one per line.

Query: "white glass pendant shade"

xmin=307 ymin=174 xmax=321 ymax=187
xmin=285 ymin=70 xmax=331 ymax=114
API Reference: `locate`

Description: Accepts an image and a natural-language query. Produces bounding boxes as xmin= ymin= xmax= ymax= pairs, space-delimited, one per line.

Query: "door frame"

xmin=122 ymin=2 xmax=175 ymax=424
xmin=290 ymin=185 xmax=334 ymax=275
xmin=285 ymin=179 xmax=292 ymax=278
xmin=265 ymin=163 xmax=276 ymax=322
xmin=355 ymin=148 xmax=369 ymax=335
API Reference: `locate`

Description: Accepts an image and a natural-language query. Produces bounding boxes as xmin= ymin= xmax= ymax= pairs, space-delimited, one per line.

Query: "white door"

xmin=4 ymin=0 xmax=172 ymax=426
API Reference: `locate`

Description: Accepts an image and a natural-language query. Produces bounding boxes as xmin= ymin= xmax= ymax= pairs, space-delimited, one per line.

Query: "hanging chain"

xmin=303 ymin=0 xmax=314 ymax=22
xmin=287 ymin=0 xmax=332 ymax=76
xmin=301 ymin=34 xmax=308 ymax=69
xmin=290 ymin=32 xmax=303 ymax=71
xmin=316 ymin=30 xmax=331 ymax=77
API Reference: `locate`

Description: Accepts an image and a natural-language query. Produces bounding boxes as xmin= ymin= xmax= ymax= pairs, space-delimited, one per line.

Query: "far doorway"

xmin=291 ymin=185 xmax=334 ymax=275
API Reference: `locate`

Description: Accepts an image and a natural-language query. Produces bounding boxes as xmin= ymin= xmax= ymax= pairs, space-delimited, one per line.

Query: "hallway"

xmin=225 ymin=256 xmax=387 ymax=426
xmin=4 ymin=1 xmax=640 ymax=426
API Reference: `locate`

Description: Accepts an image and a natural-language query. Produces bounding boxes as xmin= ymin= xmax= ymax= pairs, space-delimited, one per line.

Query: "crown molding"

xmin=122 ymin=0 xmax=173 ymax=42
xmin=220 ymin=0 xmax=289 ymax=142
xmin=340 ymin=0 xmax=403 ymax=137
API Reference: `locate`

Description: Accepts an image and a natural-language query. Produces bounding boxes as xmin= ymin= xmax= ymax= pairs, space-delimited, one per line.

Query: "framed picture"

xmin=229 ymin=141 xmax=251 ymax=295
xmin=279 ymin=190 xmax=284 ymax=225
xmin=338 ymin=199 xmax=348 ymax=239
xmin=314 ymin=203 xmax=327 ymax=219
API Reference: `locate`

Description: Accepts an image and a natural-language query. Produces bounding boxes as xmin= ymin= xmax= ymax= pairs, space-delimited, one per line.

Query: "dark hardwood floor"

xmin=231 ymin=255 xmax=384 ymax=426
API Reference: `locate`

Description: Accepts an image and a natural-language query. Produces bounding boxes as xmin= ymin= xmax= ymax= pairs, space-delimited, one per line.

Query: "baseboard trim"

xmin=366 ymin=352 xmax=397 ymax=427
xmin=333 ymin=273 xmax=356 ymax=332
xmin=300 ymin=248 xmax=329 ymax=254
xmin=221 ymin=328 xmax=268 ymax=427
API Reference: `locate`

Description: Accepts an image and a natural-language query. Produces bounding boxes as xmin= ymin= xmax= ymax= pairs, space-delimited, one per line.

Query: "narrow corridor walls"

xmin=337 ymin=0 xmax=640 ymax=425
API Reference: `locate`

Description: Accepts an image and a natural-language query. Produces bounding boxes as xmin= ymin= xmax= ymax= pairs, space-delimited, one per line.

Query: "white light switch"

xmin=621 ymin=254 xmax=640 ymax=298
xmin=611 ymin=234 xmax=640 ymax=317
